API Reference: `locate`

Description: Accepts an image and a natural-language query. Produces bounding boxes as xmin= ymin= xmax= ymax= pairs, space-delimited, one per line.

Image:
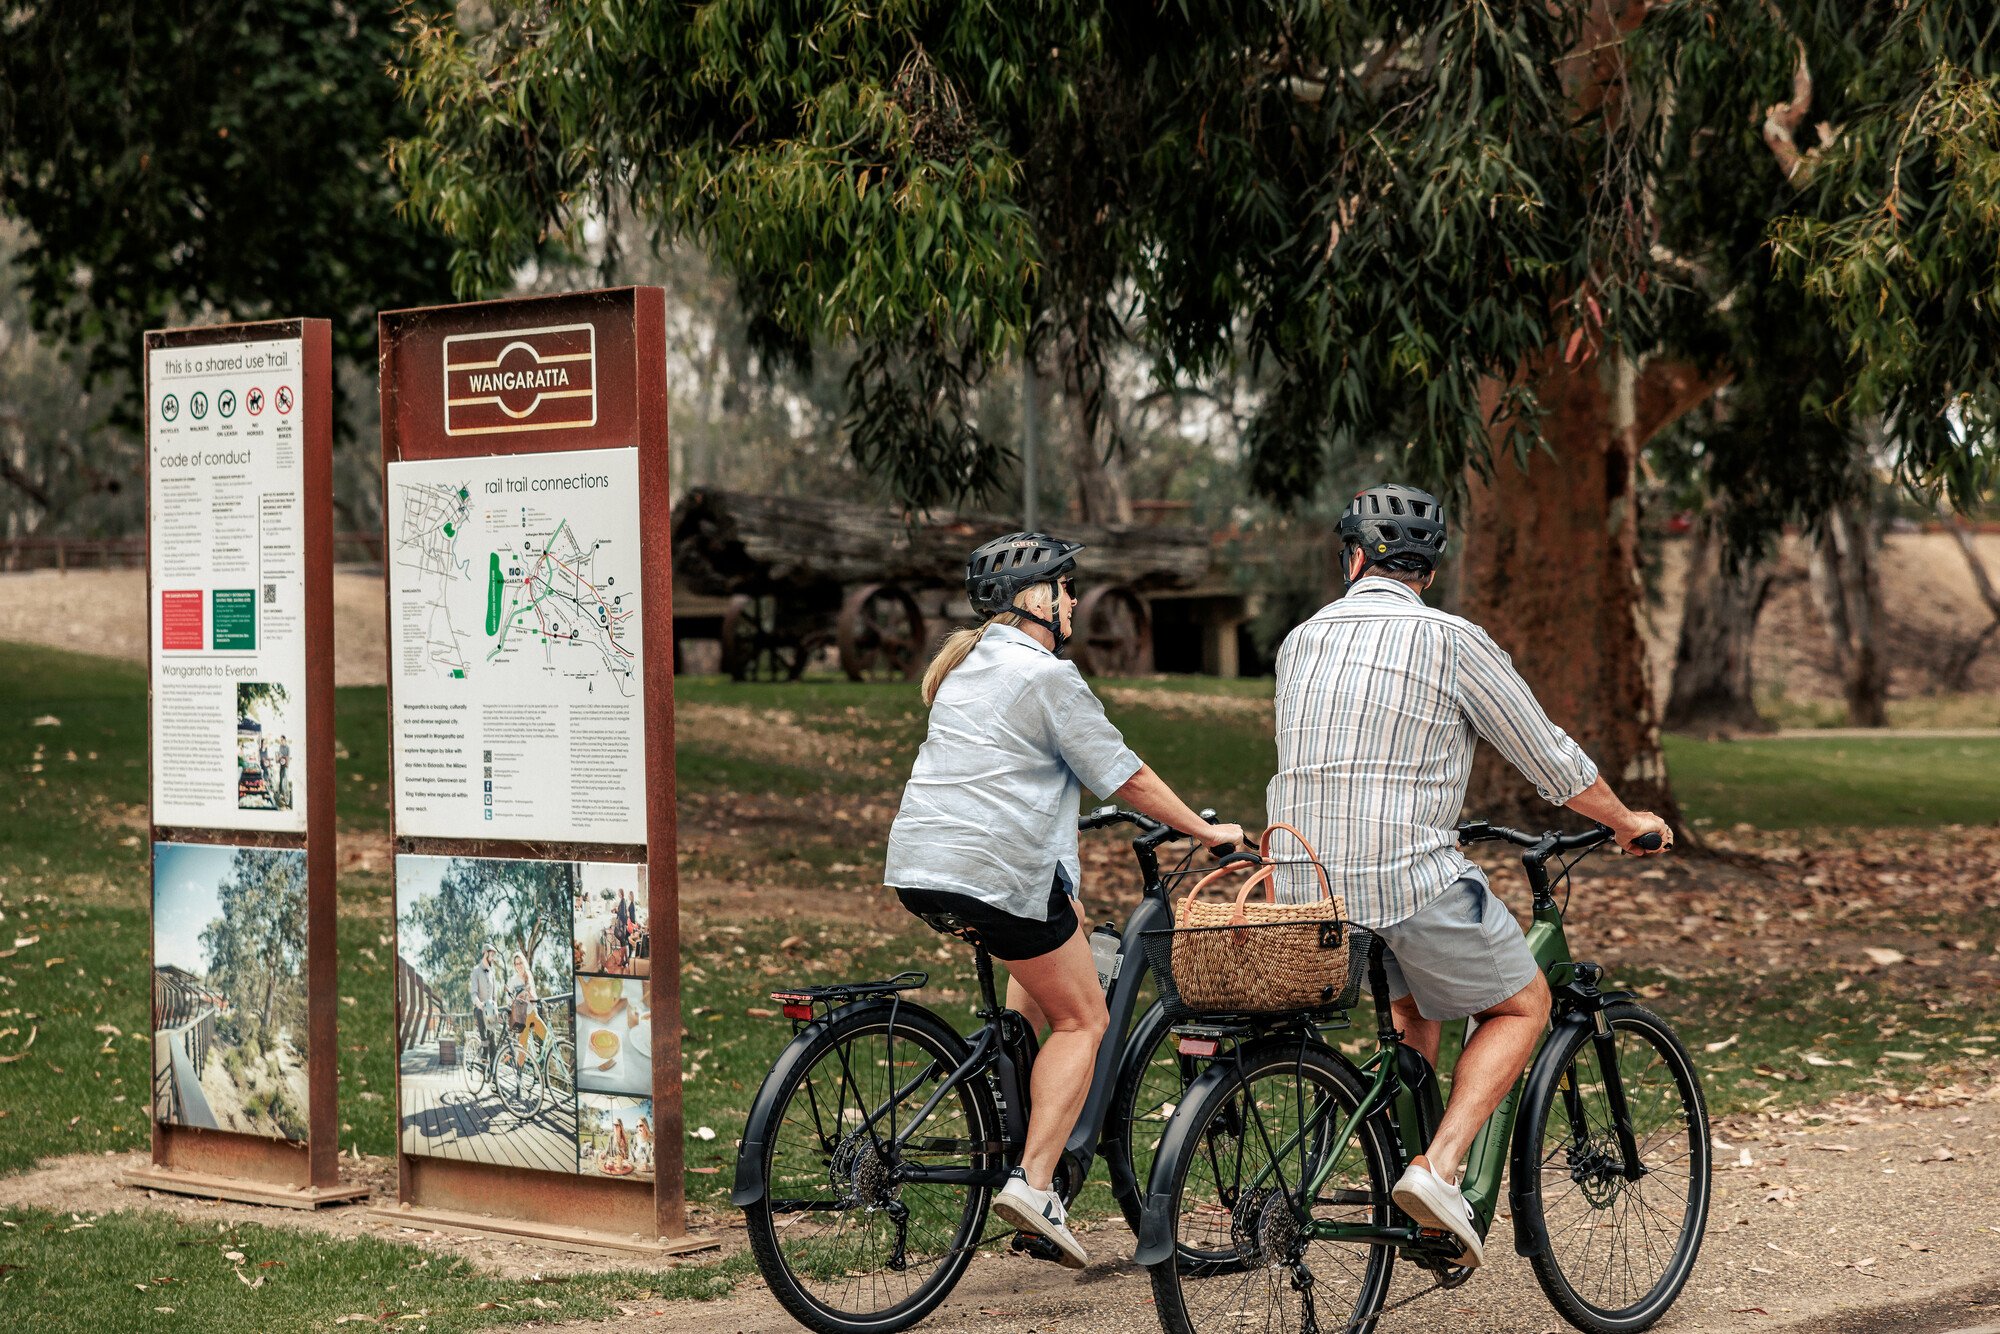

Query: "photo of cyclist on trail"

xmin=1266 ymin=483 xmax=1673 ymax=1267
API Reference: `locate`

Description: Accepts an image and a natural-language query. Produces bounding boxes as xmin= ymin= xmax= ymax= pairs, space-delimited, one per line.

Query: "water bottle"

xmin=1088 ymin=924 xmax=1122 ymax=993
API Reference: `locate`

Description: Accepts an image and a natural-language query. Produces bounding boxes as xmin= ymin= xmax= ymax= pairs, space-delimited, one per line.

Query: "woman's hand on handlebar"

xmin=1615 ymin=811 xmax=1672 ymax=856
xmin=1202 ymin=821 xmax=1247 ymax=854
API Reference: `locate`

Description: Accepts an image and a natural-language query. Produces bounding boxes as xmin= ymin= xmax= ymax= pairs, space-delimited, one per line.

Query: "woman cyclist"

xmin=884 ymin=531 xmax=1243 ymax=1270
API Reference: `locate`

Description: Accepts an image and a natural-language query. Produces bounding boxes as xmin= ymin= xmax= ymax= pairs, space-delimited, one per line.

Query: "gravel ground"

xmin=572 ymin=1081 xmax=2000 ymax=1334
xmin=10 ymin=1081 xmax=1992 ymax=1333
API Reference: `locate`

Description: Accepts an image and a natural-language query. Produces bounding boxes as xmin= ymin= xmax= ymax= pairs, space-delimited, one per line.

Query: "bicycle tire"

xmin=1106 ymin=997 xmax=1195 ymax=1234
xmin=1149 ymin=1039 xmax=1397 ymax=1334
xmin=545 ymin=1037 xmax=575 ymax=1109
xmin=1519 ymin=1001 xmax=1712 ymax=1334
xmin=495 ymin=1036 xmax=539 ymax=1118
xmin=461 ymin=1030 xmax=489 ymax=1097
xmin=744 ymin=1003 xmax=998 ymax=1334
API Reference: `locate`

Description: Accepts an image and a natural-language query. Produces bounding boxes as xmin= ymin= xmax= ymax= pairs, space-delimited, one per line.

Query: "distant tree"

xmin=400 ymin=858 xmax=573 ymax=1014
xmin=395 ymin=3 xmax=1998 ymax=822
xmin=199 ymin=849 xmax=307 ymax=1054
xmin=0 ymin=0 xmax=456 ymax=521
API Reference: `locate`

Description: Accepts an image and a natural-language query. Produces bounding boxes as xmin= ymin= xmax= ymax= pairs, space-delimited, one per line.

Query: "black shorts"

xmin=896 ymin=878 xmax=1078 ymax=962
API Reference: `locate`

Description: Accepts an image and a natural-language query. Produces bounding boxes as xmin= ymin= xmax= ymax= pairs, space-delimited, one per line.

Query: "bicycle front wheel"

xmin=743 ymin=1003 xmax=998 ymax=1334
xmin=1519 ymin=1001 xmax=1712 ymax=1334
xmin=1149 ymin=1039 xmax=1396 ymax=1334
xmin=495 ymin=1038 xmax=539 ymax=1118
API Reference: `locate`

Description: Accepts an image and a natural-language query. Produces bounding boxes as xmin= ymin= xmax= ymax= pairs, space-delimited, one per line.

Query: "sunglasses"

xmin=1059 ymin=577 xmax=1078 ymax=600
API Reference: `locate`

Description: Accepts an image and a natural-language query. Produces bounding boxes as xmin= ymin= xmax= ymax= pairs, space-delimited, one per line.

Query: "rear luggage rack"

xmin=764 ymin=972 xmax=928 ymax=1024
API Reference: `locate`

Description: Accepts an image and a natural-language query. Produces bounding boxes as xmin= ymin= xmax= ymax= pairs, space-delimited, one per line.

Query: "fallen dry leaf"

xmin=1862 ymin=947 xmax=1907 ymax=967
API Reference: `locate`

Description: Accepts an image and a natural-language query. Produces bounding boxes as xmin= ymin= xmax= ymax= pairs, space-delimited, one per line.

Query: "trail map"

xmin=387 ymin=447 xmax=646 ymax=843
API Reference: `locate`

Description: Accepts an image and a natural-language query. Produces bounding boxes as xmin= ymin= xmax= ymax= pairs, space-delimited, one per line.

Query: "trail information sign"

xmin=148 ymin=336 xmax=310 ymax=832
xmin=388 ymin=447 xmax=645 ymax=841
xmin=378 ymin=288 xmax=700 ymax=1254
xmin=133 ymin=319 xmax=362 ymax=1210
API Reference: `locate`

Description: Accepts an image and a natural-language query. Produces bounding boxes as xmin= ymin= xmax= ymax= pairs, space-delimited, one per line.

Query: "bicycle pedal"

xmin=1009 ymin=1231 xmax=1065 ymax=1264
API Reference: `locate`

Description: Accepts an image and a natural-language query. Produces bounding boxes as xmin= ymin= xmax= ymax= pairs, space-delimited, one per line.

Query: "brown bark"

xmin=1459 ymin=348 xmax=1688 ymax=832
xmin=1051 ymin=324 xmax=1133 ymax=526
xmin=1938 ymin=518 xmax=2000 ymax=690
xmin=1807 ymin=503 xmax=1889 ymax=726
xmin=1663 ymin=505 xmax=1774 ymax=736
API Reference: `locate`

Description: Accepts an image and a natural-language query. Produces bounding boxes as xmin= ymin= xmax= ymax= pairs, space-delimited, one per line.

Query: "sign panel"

xmin=394 ymin=854 xmax=654 ymax=1181
xmin=443 ymin=323 xmax=598 ymax=436
xmin=386 ymin=445 xmax=646 ymax=842
xmin=148 ymin=337 xmax=308 ymax=833
xmin=152 ymin=842 xmax=309 ymax=1141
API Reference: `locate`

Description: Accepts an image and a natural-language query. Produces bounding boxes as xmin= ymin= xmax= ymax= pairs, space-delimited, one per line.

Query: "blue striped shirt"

xmin=1266 ymin=577 xmax=1598 ymax=927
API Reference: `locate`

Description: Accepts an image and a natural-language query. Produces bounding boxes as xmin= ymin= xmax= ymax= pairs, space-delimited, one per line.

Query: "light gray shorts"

xmin=1371 ymin=877 xmax=1540 ymax=1022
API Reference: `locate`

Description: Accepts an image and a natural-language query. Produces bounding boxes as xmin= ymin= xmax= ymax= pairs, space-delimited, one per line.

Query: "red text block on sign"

xmin=160 ymin=589 xmax=204 ymax=650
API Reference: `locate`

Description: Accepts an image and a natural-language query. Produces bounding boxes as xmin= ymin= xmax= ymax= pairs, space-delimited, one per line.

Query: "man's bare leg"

xmin=1412 ymin=974 xmax=1551 ymax=1183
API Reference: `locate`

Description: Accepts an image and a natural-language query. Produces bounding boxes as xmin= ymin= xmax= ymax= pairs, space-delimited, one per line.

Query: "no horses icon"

xmin=246 ymin=387 xmax=265 ymax=415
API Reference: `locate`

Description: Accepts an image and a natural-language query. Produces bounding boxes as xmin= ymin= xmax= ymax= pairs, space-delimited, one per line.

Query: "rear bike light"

xmin=781 ymin=1003 xmax=815 ymax=1021
xmin=1177 ymin=1036 xmax=1219 ymax=1057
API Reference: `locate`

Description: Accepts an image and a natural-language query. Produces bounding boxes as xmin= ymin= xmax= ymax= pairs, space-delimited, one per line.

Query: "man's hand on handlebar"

xmin=1614 ymin=811 xmax=1672 ymax=857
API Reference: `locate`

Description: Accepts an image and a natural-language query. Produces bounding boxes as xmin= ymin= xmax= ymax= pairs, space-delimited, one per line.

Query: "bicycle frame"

xmin=890 ymin=824 xmax=1181 ymax=1195
xmin=1213 ymin=833 xmax=1638 ymax=1257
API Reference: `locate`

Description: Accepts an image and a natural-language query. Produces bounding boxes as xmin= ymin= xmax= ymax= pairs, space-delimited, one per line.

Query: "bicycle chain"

xmin=1325 ymin=1270 xmax=1454 ymax=1334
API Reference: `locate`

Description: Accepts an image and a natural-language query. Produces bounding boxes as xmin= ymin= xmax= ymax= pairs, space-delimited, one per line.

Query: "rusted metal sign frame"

xmin=130 ymin=318 xmax=364 ymax=1208
xmin=374 ymin=287 xmax=698 ymax=1250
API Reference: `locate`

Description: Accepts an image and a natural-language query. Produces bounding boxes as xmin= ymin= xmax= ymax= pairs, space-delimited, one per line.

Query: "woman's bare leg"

xmin=1003 ymin=912 xmax=1109 ymax=1190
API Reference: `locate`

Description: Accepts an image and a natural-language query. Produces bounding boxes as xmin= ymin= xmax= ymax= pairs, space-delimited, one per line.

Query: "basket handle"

xmin=1258 ymin=822 xmax=1335 ymax=905
xmin=1225 ymin=865 xmax=1280 ymax=932
xmin=1179 ymin=858 xmax=1261 ymax=915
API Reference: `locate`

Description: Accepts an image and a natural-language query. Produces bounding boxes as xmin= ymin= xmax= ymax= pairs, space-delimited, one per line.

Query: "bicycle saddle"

xmin=915 ymin=911 xmax=986 ymax=947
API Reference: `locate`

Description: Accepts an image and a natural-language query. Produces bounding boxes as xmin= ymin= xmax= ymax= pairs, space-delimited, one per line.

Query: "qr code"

xmin=263 ymin=583 xmax=277 ymax=604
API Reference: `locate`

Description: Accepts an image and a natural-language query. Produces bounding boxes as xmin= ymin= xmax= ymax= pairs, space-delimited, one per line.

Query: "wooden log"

xmin=670 ymin=488 xmax=1210 ymax=597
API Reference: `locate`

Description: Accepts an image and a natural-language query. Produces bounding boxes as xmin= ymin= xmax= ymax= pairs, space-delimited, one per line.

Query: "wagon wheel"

xmin=838 ymin=583 xmax=927 ymax=682
xmin=1071 ymin=584 xmax=1153 ymax=676
xmin=721 ymin=595 xmax=817 ymax=682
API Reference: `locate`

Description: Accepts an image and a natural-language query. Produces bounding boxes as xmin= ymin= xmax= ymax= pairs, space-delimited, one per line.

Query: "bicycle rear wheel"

xmin=1149 ymin=1039 xmax=1396 ymax=1334
xmin=1519 ymin=1001 xmax=1712 ymax=1333
xmin=744 ymin=1004 xmax=998 ymax=1334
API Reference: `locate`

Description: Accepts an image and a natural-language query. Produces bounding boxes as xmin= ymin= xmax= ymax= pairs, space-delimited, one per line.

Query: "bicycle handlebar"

xmin=1079 ymin=804 xmax=1228 ymax=852
xmin=1456 ymin=820 xmax=1665 ymax=854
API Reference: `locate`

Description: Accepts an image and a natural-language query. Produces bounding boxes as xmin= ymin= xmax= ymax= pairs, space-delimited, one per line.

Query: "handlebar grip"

xmin=1633 ymin=831 xmax=1664 ymax=851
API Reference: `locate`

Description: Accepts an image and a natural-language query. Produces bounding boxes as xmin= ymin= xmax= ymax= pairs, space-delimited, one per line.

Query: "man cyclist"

xmin=1267 ymin=483 xmax=1671 ymax=1269
xmin=468 ymin=943 xmax=499 ymax=1051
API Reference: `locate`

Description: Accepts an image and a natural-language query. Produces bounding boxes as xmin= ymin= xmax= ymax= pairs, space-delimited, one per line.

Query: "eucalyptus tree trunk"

xmin=1458 ymin=348 xmax=1703 ymax=833
xmin=1051 ymin=325 xmax=1132 ymax=526
xmin=1807 ymin=503 xmax=1889 ymax=727
xmin=1663 ymin=506 xmax=1775 ymax=736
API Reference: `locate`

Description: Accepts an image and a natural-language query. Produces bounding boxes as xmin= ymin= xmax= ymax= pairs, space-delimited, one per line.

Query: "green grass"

xmin=1663 ymin=733 xmax=2000 ymax=828
xmin=0 ymin=1207 xmax=754 ymax=1333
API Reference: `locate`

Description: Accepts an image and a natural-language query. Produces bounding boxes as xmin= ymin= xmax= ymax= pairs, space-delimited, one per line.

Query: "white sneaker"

xmin=991 ymin=1168 xmax=1089 ymax=1270
xmin=1390 ymin=1160 xmax=1484 ymax=1268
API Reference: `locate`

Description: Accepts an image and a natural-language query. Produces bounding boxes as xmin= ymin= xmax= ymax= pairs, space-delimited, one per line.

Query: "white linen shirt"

xmin=885 ymin=624 xmax=1144 ymax=920
xmin=1267 ymin=577 xmax=1599 ymax=928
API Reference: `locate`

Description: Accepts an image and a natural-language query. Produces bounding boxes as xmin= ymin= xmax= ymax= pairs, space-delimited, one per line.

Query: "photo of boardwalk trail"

xmin=151 ymin=843 xmax=309 ymax=1140
xmin=396 ymin=854 xmax=579 ymax=1173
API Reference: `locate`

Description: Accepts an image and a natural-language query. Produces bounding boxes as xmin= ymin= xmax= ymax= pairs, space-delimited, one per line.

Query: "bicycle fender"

xmin=730 ymin=996 xmax=964 ymax=1208
xmin=1131 ymin=1037 xmax=1315 ymax=1268
xmin=1506 ymin=993 xmax=1633 ymax=1256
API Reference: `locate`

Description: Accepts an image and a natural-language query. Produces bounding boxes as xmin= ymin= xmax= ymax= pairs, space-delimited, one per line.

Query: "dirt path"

xmin=5 ymin=1080 xmax=1995 ymax=1331
xmin=583 ymin=1081 xmax=2000 ymax=1334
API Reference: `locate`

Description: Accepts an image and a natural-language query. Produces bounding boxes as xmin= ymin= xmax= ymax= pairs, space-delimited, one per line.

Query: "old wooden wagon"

xmin=669 ymin=488 xmax=1224 ymax=681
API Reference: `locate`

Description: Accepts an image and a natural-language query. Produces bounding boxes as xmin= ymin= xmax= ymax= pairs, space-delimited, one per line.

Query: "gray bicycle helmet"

xmin=1336 ymin=484 xmax=1448 ymax=585
xmin=965 ymin=531 xmax=1083 ymax=649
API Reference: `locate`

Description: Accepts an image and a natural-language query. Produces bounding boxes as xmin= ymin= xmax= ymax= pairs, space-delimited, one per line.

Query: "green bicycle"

xmin=1136 ymin=821 xmax=1710 ymax=1334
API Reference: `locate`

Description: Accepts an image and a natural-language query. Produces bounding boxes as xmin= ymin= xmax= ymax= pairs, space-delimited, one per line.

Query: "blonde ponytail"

xmin=920 ymin=584 xmax=1056 ymax=705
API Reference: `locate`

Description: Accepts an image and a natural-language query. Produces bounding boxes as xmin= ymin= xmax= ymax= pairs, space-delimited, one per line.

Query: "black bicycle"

xmin=732 ymin=806 xmax=1228 ymax=1334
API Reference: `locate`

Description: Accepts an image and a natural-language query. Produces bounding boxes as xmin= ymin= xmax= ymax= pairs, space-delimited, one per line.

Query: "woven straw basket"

xmin=1167 ymin=824 xmax=1349 ymax=1014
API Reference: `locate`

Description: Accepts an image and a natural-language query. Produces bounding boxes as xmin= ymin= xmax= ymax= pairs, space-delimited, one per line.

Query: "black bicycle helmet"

xmin=965 ymin=531 xmax=1083 ymax=649
xmin=1336 ymin=483 xmax=1448 ymax=585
